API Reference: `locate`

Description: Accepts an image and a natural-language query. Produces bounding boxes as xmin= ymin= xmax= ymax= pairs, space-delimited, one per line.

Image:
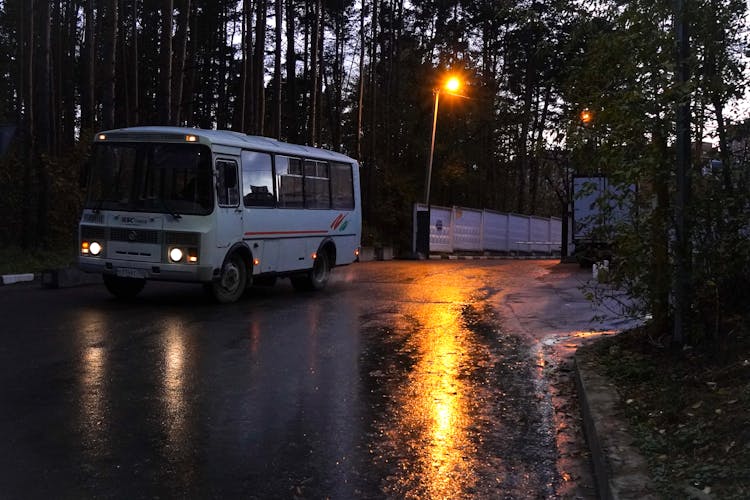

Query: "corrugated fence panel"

xmin=508 ymin=215 xmax=530 ymax=252
xmin=531 ymin=217 xmax=551 ymax=252
xmin=482 ymin=211 xmax=509 ymax=252
xmin=429 ymin=206 xmax=453 ymax=253
xmin=550 ymin=218 xmax=562 ymax=249
xmin=414 ymin=203 xmax=562 ymax=254
xmin=452 ymin=207 xmax=483 ymax=251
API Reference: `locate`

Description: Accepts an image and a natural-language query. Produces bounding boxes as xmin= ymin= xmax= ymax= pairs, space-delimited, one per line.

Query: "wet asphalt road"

xmin=0 ymin=260 xmax=616 ymax=499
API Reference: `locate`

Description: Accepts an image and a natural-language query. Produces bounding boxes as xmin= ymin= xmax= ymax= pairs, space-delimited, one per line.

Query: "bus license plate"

xmin=116 ymin=268 xmax=146 ymax=279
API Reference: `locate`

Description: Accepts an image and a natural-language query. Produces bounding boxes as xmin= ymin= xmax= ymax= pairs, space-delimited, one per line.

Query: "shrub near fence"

xmin=413 ymin=203 xmax=562 ymax=255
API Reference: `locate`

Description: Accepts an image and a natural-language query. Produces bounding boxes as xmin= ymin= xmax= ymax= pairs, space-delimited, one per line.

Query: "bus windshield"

xmin=85 ymin=142 xmax=213 ymax=216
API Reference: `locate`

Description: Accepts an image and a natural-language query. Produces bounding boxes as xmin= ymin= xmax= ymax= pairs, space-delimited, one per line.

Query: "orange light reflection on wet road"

xmin=391 ymin=284 xmax=474 ymax=498
xmin=76 ymin=309 xmax=109 ymax=453
xmin=163 ymin=320 xmax=188 ymax=448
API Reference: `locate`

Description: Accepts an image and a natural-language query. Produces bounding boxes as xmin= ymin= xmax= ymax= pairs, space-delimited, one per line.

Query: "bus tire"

xmin=103 ymin=274 xmax=146 ymax=299
xmin=207 ymin=252 xmax=248 ymax=303
xmin=291 ymin=250 xmax=331 ymax=292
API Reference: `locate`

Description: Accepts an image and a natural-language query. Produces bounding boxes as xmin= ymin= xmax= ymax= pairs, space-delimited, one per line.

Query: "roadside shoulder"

xmin=575 ymin=344 xmax=659 ymax=500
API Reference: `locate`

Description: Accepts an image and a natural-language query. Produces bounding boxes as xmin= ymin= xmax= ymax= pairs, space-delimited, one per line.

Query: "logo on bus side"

xmin=330 ymin=213 xmax=348 ymax=232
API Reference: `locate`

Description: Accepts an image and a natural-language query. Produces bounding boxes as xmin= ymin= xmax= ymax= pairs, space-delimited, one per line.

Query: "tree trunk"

xmin=82 ymin=0 xmax=96 ymax=131
xmin=329 ymin=6 xmax=343 ymax=150
xmin=239 ymin=0 xmax=251 ymax=132
xmin=129 ymin=0 xmax=140 ymax=125
xmin=159 ymin=0 xmax=173 ymax=124
xmin=253 ymin=0 xmax=267 ymax=135
xmin=101 ymin=0 xmax=118 ymax=130
xmin=216 ymin=4 xmax=230 ymax=129
xmin=285 ymin=0 xmax=297 ymax=142
xmin=356 ymin=0 xmax=365 ymax=161
xmin=172 ymin=0 xmax=190 ymax=126
xmin=34 ymin=0 xmax=52 ymax=245
xmin=51 ymin=1 xmax=61 ymax=152
xmin=357 ymin=0 xmax=370 ymax=222
xmin=308 ymin=0 xmax=321 ymax=145
xmin=21 ymin=0 xmax=35 ymax=249
xmin=314 ymin=4 xmax=323 ymax=147
xmin=651 ymin=124 xmax=671 ymax=338
xmin=273 ymin=0 xmax=282 ymax=139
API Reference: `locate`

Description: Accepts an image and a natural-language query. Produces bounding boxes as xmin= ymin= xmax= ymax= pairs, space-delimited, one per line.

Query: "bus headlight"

xmin=168 ymin=247 xmax=199 ymax=264
xmin=169 ymin=247 xmax=184 ymax=262
xmin=82 ymin=241 xmax=103 ymax=256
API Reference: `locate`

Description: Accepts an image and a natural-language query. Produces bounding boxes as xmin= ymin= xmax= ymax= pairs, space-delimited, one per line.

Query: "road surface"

xmin=0 ymin=260 xmax=629 ymax=498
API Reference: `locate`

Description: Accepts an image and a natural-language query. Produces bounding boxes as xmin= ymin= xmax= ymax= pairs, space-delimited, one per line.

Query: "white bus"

xmin=78 ymin=126 xmax=361 ymax=303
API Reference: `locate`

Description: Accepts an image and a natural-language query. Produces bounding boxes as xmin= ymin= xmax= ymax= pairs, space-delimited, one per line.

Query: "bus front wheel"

xmin=291 ymin=251 xmax=331 ymax=292
xmin=103 ymin=274 xmax=146 ymax=299
xmin=206 ymin=253 xmax=248 ymax=303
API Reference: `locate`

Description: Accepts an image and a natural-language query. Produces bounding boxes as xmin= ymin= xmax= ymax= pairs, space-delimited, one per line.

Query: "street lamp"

xmin=579 ymin=108 xmax=593 ymax=126
xmin=424 ymin=75 xmax=463 ymax=206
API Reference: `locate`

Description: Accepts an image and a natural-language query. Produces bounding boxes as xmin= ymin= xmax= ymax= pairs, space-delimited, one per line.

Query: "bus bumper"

xmin=79 ymin=256 xmax=215 ymax=283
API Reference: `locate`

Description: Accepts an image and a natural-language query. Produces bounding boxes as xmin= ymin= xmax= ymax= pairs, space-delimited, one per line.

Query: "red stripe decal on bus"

xmin=330 ymin=213 xmax=345 ymax=229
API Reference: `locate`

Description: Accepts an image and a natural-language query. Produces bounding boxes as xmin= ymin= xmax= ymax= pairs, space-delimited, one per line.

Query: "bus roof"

xmin=94 ymin=126 xmax=357 ymax=164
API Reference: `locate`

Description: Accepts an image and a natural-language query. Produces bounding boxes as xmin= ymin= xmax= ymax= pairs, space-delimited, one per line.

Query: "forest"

xmin=2 ymin=0 xmax=750 ymax=343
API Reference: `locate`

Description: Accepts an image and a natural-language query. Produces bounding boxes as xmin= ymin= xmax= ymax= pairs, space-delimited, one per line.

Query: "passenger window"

xmin=242 ymin=151 xmax=275 ymax=207
xmin=304 ymin=160 xmax=330 ymax=209
xmin=216 ymin=160 xmax=239 ymax=207
xmin=276 ymin=156 xmax=304 ymax=208
xmin=330 ymin=162 xmax=354 ymax=209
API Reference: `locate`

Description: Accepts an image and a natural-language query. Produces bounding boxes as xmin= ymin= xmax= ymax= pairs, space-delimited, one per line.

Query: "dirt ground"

xmin=578 ymin=327 xmax=750 ymax=499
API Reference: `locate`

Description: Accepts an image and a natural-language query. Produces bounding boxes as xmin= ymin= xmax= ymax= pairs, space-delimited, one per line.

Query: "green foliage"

xmin=583 ymin=327 xmax=750 ymax=499
xmin=566 ymin=0 xmax=750 ymax=347
xmin=0 ymin=137 xmax=88 ymax=252
xmin=0 ymin=245 xmax=76 ymax=276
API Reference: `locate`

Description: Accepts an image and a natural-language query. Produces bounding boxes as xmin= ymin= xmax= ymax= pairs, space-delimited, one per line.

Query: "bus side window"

xmin=276 ymin=156 xmax=304 ymax=208
xmin=304 ymin=160 xmax=330 ymax=209
xmin=331 ymin=162 xmax=354 ymax=209
xmin=216 ymin=160 xmax=239 ymax=207
xmin=241 ymin=151 xmax=275 ymax=207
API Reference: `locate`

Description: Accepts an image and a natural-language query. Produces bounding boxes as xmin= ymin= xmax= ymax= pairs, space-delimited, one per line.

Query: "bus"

xmin=78 ymin=126 xmax=361 ymax=303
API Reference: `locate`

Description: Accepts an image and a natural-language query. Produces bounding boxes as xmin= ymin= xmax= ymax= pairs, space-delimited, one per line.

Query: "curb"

xmin=574 ymin=351 xmax=658 ymax=500
xmin=428 ymin=254 xmax=562 ymax=260
xmin=0 ymin=273 xmax=36 ymax=285
xmin=1 ymin=268 xmax=101 ymax=289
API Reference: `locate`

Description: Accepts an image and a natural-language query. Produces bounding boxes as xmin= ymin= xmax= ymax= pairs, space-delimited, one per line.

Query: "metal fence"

xmin=413 ymin=203 xmax=562 ymax=255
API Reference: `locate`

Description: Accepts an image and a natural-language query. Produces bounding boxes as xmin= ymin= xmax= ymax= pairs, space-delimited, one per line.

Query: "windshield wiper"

xmin=92 ymin=197 xmax=105 ymax=213
xmin=161 ymin=198 xmax=182 ymax=220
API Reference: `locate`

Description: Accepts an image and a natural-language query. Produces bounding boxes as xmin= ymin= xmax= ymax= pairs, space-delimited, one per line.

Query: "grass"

xmin=579 ymin=326 xmax=750 ymax=499
xmin=0 ymin=244 xmax=78 ymax=276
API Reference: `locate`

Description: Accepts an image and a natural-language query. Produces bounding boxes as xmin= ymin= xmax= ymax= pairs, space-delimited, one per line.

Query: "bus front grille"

xmin=110 ymin=228 xmax=160 ymax=244
xmin=165 ymin=231 xmax=200 ymax=246
xmin=81 ymin=225 xmax=107 ymax=240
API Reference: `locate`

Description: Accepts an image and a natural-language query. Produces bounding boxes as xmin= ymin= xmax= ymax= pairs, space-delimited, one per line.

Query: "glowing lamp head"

xmin=445 ymin=77 xmax=461 ymax=93
xmin=580 ymin=108 xmax=593 ymax=125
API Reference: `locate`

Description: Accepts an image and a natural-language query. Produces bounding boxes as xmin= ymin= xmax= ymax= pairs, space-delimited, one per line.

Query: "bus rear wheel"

xmin=291 ymin=251 xmax=331 ymax=292
xmin=206 ymin=253 xmax=248 ymax=303
xmin=103 ymin=274 xmax=146 ymax=299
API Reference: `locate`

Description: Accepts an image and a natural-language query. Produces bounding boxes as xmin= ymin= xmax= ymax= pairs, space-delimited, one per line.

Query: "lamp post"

xmin=415 ymin=75 xmax=462 ymax=258
xmin=424 ymin=76 xmax=462 ymax=207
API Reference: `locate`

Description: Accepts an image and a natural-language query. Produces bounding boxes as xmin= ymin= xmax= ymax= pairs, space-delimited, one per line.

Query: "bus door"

xmin=215 ymin=158 xmax=243 ymax=249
